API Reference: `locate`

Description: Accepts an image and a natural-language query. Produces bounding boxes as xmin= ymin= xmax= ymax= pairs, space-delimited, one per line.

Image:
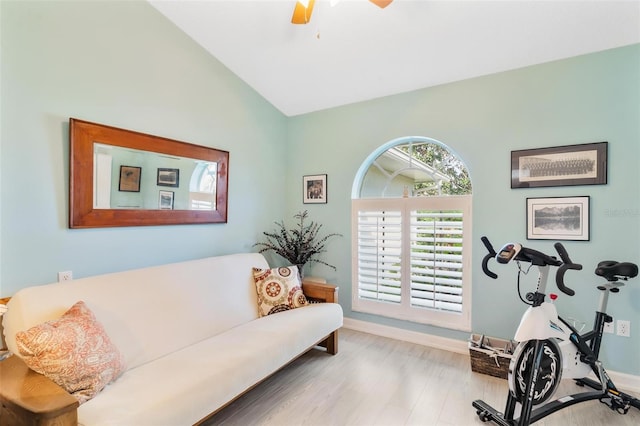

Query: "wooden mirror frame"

xmin=70 ymin=118 xmax=229 ymax=228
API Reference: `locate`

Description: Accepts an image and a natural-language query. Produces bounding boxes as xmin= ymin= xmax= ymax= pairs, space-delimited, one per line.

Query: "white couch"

xmin=0 ymin=253 xmax=343 ymax=425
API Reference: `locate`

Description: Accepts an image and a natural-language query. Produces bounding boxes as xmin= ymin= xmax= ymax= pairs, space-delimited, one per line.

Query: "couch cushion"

xmin=77 ymin=302 xmax=343 ymax=426
xmin=4 ymin=253 xmax=269 ymax=371
xmin=15 ymin=301 xmax=126 ymax=404
xmin=252 ymin=266 xmax=308 ymax=317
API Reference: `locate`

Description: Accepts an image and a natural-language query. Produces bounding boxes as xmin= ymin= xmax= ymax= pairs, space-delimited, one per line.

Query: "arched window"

xmin=352 ymin=137 xmax=472 ymax=331
xmin=189 ymin=162 xmax=218 ymax=210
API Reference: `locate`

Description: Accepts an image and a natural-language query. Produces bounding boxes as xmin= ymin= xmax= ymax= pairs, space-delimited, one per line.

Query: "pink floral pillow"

xmin=252 ymin=266 xmax=308 ymax=317
xmin=15 ymin=301 xmax=126 ymax=404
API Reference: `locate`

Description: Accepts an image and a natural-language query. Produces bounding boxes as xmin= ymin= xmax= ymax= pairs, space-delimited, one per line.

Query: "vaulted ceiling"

xmin=149 ymin=1 xmax=640 ymax=117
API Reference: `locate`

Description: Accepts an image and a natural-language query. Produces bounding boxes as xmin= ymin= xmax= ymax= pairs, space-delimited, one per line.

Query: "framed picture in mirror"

xmin=157 ymin=168 xmax=179 ymax=187
xmin=118 ymin=166 xmax=141 ymax=192
xmin=159 ymin=190 xmax=174 ymax=210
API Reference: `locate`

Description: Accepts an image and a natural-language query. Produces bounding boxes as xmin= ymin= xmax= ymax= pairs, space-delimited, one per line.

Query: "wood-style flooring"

xmin=202 ymin=328 xmax=640 ymax=426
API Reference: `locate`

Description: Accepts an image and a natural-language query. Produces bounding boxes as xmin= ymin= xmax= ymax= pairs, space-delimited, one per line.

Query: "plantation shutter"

xmin=409 ymin=210 xmax=464 ymax=313
xmin=352 ymin=196 xmax=471 ymax=330
xmin=356 ymin=209 xmax=402 ymax=304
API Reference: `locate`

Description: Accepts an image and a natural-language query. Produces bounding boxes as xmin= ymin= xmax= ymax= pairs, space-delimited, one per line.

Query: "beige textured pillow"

xmin=15 ymin=301 xmax=126 ymax=404
xmin=253 ymin=266 xmax=308 ymax=317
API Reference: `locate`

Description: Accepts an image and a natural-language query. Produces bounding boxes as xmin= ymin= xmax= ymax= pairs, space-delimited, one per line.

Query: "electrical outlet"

xmin=58 ymin=271 xmax=73 ymax=282
xmin=603 ymin=317 xmax=614 ymax=334
xmin=617 ymin=320 xmax=630 ymax=337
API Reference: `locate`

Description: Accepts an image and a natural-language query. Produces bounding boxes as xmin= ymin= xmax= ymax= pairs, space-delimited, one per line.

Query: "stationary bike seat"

xmin=595 ymin=261 xmax=638 ymax=281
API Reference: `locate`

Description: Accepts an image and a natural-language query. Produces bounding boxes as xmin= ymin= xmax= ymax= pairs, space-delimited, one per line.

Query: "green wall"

xmin=1 ymin=1 xmax=638 ymax=376
xmin=287 ymin=45 xmax=640 ymax=376
xmin=0 ymin=0 xmax=287 ymax=295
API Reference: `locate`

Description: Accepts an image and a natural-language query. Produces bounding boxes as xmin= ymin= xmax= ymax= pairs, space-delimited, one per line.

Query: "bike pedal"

xmin=600 ymin=395 xmax=631 ymax=414
xmin=599 ymin=396 xmax=613 ymax=409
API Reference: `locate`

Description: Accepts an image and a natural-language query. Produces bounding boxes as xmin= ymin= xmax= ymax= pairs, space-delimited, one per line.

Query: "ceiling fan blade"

xmin=292 ymin=0 xmax=316 ymax=24
xmin=369 ymin=0 xmax=393 ymax=8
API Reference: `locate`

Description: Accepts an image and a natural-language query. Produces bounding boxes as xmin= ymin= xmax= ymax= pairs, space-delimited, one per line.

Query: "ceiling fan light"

xmin=292 ymin=0 xmax=315 ymax=24
xmin=369 ymin=0 xmax=394 ymax=9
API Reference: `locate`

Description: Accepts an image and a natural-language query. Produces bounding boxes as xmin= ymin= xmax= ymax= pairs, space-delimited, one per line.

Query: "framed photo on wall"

xmin=119 ymin=165 xmax=141 ymax=192
xmin=511 ymin=142 xmax=607 ymax=188
xmin=303 ymin=174 xmax=327 ymax=204
xmin=158 ymin=190 xmax=174 ymax=210
xmin=526 ymin=196 xmax=590 ymax=241
xmin=157 ymin=168 xmax=179 ymax=187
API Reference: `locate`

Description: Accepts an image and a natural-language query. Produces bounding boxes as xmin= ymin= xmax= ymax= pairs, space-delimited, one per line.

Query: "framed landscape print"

xmin=157 ymin=168 xmax=179 ymax=187
xmin=526 ymin=196 xmax=590 ymax=241
xmin=511 ymin=142 xmax=607 ymax=188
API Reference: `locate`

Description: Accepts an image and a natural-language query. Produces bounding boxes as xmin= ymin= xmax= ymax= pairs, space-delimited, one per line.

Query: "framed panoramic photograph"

xmin=303 ymin=174 xmax=327 ymax=204
xmin=511 ymin=142 xmax=607 ymax=188
xmin=158 ymin=190 xmax=174 ymax=210
xmin=157 ymin=168 xmax=179 ymax=187
xmin=526 ymin=196 xmax=590 ymax=241
xmin=118 ymin=165 xmax=141 ymax=192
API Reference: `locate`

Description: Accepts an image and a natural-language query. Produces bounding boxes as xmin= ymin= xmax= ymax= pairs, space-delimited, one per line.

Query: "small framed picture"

xmin=511 ymin=142 xmax=607 ymax=188
xmin=303 ymin=174 xmax=327 ymax=204
xmin=157 ymin=168 xmax=179 ymax=187
xmin=526 ymin=196 xmax=590 ymax=241
xmin=119 ymin=166 xmax=141 ymax=192
xmin=159 ymin=190 xmax=174 ymax=210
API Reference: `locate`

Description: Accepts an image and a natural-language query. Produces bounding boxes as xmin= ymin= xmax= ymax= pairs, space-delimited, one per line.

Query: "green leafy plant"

xmin=254 ymin=211 xmax=342 ymax=270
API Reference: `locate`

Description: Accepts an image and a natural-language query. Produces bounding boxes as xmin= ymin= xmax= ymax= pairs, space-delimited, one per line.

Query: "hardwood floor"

xmin=202 ymin=329 xmax=640 ymax=426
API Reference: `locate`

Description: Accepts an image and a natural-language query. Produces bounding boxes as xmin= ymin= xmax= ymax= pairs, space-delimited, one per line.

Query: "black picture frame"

xmin=511 ymin=142 xmax=607 ymax=188
xmin=303 ymin=174 xmax=327 ymax=204
xmin=118 ymin=165 xmax=141 ymax=192
xmin=158 ymin=190 xmax=174 ymax=210
xmin=526 ymin=196 xmax=590 ymax=241
xmin=157 ymin=168 xmax=179 ymax=187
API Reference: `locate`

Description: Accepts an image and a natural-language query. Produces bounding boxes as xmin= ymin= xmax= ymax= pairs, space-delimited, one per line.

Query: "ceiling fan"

xmin=292 ymin=0 xmax=394 ymax=25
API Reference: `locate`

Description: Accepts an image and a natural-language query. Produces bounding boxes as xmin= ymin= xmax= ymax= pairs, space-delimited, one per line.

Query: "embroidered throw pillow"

xmin=252 ymin=266 xmax=308 ymax=317
xmin=15 ymin=301 xmax=126 ymax=404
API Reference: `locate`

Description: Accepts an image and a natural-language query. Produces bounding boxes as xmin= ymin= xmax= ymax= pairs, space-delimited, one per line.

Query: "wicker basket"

xmin=468 ymin=333 xmax=514 ymax=379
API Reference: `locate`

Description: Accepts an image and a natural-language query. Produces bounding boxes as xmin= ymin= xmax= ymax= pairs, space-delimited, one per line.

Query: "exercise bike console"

xmin=496 ymin=243 xmax=521 ymax=264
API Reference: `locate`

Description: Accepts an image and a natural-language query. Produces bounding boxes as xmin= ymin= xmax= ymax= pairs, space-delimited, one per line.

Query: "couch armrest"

xmin=301 ymin=280 xmax=340 ymax=355
xmin=0 ymin=355 xmax=78 ymax=426
xmin=301 ymin=280 xmax=338 ymax=304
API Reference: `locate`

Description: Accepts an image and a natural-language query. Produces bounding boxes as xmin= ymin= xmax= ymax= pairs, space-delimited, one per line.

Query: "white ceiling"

xmin=149 ymin=0 xmax=640 ymax=117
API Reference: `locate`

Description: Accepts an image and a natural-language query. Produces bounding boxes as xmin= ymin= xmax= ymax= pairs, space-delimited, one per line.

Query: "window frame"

xmin=351 ymin=195 xmax=472 ymax=331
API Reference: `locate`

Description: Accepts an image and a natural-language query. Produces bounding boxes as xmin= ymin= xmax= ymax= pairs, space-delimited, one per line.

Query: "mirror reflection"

xmin=70 ymin=118 xmax=228 ymax=228
xmin=94 ymin=144 xmax=217 ymax=211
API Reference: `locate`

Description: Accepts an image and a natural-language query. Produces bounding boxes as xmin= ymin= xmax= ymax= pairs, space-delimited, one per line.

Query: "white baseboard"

xmin=342 ymin=318 xmax=640 ymax=394
xmin=603 ymin=370 xmax=640 ymax=394
xmin=342 ymin=317 xmax=468 ymax=355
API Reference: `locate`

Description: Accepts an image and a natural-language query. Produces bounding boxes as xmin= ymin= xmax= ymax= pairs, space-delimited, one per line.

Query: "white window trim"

xmin=352 ymin=195 xmax=472 ymax=331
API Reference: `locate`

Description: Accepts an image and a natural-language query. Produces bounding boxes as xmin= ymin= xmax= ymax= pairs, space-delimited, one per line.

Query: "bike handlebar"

xmin=481 ymin=236 xmax=498 ymax=279
xmin=480 ymin=236 xmax=582 ymax=296
xmin=554 ymin=242 xmax=581 ymax=296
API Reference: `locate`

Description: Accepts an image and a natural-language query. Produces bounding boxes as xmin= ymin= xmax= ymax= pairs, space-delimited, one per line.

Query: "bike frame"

xmin=473 ymin=239 xmax=639 ymax=425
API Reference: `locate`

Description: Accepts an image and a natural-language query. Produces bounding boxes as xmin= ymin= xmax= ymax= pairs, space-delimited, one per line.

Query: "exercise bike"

xmin=472 ymin=236 xmax=639 ymax=425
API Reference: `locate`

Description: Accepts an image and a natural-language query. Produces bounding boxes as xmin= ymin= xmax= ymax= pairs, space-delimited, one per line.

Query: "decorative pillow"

xmin=15 ymin=301 xmax=126 ymax=404
xmin=252 ymin=266 xmax=308 ymax=317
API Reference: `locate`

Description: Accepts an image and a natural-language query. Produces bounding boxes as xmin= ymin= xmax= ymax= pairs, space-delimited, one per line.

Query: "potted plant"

xmin=254 ymin=210 xmax=341 ymax=278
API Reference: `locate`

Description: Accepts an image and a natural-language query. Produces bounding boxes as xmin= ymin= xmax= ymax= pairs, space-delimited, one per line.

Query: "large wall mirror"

xmin=70 ymin=118 xmax=229 ymax=228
